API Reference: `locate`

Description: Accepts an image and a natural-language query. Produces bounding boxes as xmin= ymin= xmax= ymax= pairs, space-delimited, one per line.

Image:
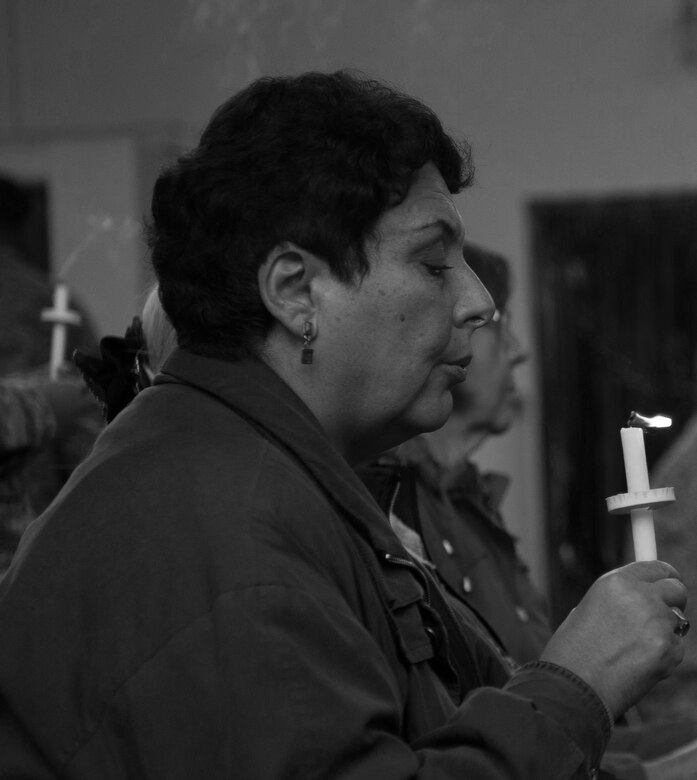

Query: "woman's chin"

xmin=402 ymin=397 xmax=455 ymax=439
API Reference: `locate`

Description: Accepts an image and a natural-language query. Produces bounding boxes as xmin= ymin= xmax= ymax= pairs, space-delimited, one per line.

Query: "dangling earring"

xmin=301 ymin=321 xmax=314 ymax=364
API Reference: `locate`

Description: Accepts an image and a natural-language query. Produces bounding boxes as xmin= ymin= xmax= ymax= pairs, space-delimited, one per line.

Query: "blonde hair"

xmin=141 ymin=284 xmax=177 ymax=374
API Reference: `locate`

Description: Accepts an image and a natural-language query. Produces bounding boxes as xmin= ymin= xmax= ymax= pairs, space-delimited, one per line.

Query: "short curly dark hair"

xmin=148 ymin=70 xmax=474 ymax=358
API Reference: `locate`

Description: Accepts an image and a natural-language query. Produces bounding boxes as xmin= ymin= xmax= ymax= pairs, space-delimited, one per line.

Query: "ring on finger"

xmin=672 ymin=607 xmax=690 ymax=638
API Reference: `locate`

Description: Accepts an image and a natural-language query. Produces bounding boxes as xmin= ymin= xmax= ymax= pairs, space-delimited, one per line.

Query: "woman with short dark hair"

xmin=0 ymin=71 xmax=687 ymax=780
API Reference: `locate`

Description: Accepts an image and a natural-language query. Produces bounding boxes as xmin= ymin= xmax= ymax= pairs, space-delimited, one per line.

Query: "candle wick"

xmin=627 ymin=410 xmax=643 ymax=428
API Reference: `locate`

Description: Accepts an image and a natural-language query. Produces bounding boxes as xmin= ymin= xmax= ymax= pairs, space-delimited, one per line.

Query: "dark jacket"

xmin=0 ymin=350 xmax=610 ymax=779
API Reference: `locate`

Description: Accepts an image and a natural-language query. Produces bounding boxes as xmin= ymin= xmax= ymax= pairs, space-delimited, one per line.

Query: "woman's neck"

xmin=424 ymin=415 xmax=485 ymax=471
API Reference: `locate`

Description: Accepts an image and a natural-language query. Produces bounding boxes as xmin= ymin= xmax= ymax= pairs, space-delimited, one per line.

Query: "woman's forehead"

xmin=379 ymin=168 xmax=464 ymax=241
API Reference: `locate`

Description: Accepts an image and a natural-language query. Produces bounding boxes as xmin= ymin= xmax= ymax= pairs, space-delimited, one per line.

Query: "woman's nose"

xmin=454 ymin=264 xmax=495 ymax=330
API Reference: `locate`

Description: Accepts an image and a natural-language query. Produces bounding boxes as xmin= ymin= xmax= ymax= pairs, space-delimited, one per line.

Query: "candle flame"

xmin=627 ymin=411 xmax=672 ymax=429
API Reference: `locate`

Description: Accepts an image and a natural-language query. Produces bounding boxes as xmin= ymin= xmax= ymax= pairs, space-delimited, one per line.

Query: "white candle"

xmin=630 ymin=508 xmax=657 ymax=561
xmin=40 ymin=282 xmax=81 ymax=381
xmin=48 ymin=283 xmax=69 ymax=380
xmin=620 ymin=427 xmax=650 ymax=492
xmin=620 ymin=426 xmax=656 ymax=560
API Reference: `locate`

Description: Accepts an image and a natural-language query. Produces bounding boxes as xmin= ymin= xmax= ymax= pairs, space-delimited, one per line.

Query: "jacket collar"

xmin=156 ymin=349 xmax=406 ymax=556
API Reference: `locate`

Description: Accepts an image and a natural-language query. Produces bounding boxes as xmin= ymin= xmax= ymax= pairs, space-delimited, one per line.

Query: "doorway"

xmin=530 ymin=192 xmax=697 ymax=623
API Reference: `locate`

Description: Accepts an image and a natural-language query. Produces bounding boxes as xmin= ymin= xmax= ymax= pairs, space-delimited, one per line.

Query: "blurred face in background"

xmin=450 ymin=307 xmax=527 ymax=436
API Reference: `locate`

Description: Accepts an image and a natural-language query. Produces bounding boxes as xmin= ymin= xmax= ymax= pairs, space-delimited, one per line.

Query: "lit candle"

xmin=607 ymin=412 xmax=675 ymax=561
xmin=40 ymin=282 xmax=82 ymax=380
xmin=620 ymin=426 xmax=656 ymax=560
xmin=620 ymin=426 xmax=650 ymax=493
xmin=619 ymin=412 xmax=672 ymax=561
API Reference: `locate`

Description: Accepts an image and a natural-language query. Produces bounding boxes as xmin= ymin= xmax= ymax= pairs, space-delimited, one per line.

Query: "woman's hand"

xmin=540 ymin=560 xmax=687 ymax=718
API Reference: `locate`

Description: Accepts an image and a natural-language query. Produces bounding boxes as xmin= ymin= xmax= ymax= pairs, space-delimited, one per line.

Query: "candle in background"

xmin=40 ymin=281 xmax=82 ymax=380
xmin=607 ymin=412 xmax=674 ymax=562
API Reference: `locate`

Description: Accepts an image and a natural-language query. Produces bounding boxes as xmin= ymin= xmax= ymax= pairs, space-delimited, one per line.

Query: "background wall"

xmin=2 ymin=0 xmax=696 ymax=592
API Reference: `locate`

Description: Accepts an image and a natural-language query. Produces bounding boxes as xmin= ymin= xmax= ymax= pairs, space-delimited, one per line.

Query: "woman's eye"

xmin=424 ymin=264 xmax=453 ymax=277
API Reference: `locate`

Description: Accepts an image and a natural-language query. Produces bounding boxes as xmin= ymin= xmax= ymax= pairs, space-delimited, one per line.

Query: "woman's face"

xmin=315 ymin=163 xmax=494 ymax=462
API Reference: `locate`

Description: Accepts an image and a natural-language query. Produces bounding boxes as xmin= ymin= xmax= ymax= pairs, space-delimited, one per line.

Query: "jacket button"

xmin=442 ymin=539 xmax=454 ymax=555
xmin=515 ymin=606 xmax=529 ymax=622
xmin=462 ymin=576 xmax=473 ymax=593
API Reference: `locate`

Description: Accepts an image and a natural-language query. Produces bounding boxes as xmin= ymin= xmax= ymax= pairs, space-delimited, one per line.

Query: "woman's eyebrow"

xmin=413 ymin=217 xmax=464 ymax=244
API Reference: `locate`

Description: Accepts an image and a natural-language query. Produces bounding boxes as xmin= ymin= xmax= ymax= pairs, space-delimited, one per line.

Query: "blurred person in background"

xmin=73 ymin=282 xmax=177 ymax=422
xmin=0 ymin=175 xmax=101 ymax=575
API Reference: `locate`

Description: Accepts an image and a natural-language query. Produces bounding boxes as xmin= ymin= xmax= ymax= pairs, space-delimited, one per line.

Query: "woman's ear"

xmin=257 ymin=242 xmax=325 ymax=338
